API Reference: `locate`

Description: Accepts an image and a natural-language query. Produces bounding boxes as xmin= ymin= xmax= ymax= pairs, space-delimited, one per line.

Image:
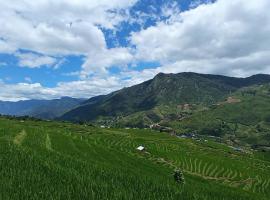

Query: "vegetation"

xmin=60 ymin=74 xmax=270 ymax=150
xmin=0 ymin=117 xmax=269 ymax=199
xmin=174 ymin=169 xmax=185 ymax=184
xmin=60 ymin=73 xmax=270 ymax=122
xmin=169 ymin=84 xmax=270 ymax=148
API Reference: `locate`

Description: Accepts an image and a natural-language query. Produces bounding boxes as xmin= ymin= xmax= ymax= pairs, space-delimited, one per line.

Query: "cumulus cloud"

xmin=16 ymin=52 xmax=57 ymax=68
xmin=0 ymin=82 xmax=56 ymax=101
xmin=131 ymin=0 xmax=270 ymax=77
xmin=0 ymin=76 xmax=130 ymax=101
xmin=81 ymin=47 xmax=133 ymax=78
xmin=0 ymin=0 xmax=137 ymax=68
xmin=0 ymin=39 xmax=16 ymax=54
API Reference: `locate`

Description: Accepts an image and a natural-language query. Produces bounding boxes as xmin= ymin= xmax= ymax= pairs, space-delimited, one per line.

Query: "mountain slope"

xmin=168 ymin=84 xmax=270 ymax=148
xmin=0 ymin=97 xmax=84 ymax=119
xmin=60 ymin=72 xmax=270 ymax=122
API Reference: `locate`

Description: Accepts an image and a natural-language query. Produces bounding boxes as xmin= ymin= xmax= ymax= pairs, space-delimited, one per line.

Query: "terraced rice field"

xmin=0 ymin=117 xmax=269 ymax=200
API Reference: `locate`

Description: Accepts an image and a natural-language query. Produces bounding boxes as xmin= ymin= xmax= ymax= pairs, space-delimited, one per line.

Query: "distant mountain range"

xmin=60 ymin=72 xmax=270 ymax=123
xmin=0 ymin=97 xmax=85 ymax=119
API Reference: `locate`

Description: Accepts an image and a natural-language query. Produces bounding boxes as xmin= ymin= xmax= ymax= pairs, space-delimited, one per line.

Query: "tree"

xmin=173 ymin=169 xmax=185 ymax=184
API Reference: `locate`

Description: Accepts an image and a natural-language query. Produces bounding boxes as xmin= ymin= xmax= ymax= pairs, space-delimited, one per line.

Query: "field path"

xmin=13 ymin=130 xmax=27 ymax=146
xmin=45 ymin=134 xmax=52 ymax=151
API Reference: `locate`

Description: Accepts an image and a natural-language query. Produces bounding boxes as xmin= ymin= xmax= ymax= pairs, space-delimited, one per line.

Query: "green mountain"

xmin=60 ymin=72 xmax=270 ymax=123
xmin=0 ymin=97 xmax=85 ymax=119
xmin=167 ymin=84 xmax=270 ymax=149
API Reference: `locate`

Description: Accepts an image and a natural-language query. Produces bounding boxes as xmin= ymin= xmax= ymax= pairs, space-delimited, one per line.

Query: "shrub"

xmin=173 ymin=169 xmax=185 ymax=184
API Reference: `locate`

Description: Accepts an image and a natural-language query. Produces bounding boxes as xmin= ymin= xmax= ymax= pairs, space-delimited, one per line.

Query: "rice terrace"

xmin=0 ymin=117 xmax=269 ymax=200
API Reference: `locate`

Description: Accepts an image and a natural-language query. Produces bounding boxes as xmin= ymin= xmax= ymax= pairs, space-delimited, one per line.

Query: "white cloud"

xmin=0 ymin=1 xmax=132 ymax=54
xmin=161 ymin=1 xmax=181 ymax=23
xmin=16 ymin=52 xmax=57 ymax=68
xmin=0 ymin=82 xmax=56 ymax=101
xmin=0 ymin=77 xmax=129 ymax=101
xmin=131 ymin=0 xmax=270 ymax=77
xmin=81 ymin=47 xmax=133 ymax=78
xmin=0 ymin=0 xmax=137 ymax=70
xmin=0 ymin=39 xmax=16 ymax=53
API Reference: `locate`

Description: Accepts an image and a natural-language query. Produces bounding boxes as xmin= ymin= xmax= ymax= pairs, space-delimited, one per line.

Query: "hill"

xmin=0 ymin=116 xmax=269 ymax=199
xmin=0 ymin=97 xmax=84 ymax=119
xmin=60 ymin=72 xmax=270 ymax=122
xmin=167 ymin=84 xmax=270 ymax=149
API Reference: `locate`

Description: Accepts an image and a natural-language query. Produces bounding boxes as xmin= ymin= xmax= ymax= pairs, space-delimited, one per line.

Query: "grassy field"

xmin=0 ymin=117 xmax=270 ymax=200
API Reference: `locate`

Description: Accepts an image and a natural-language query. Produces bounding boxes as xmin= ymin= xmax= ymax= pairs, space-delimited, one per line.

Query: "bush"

xmin=173 ymin=169 xmax=185 ymax=184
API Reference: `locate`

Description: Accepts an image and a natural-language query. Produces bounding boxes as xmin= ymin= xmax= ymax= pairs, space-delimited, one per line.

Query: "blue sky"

xmin=0 ymin=0 xmax=210 ymax=87
xmin=0 ymin=0 xmax=269 ymax=100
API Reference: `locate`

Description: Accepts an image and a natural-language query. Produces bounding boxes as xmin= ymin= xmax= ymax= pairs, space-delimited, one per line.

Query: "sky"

xmin=0 ymin=0 xmax=270 ymax=101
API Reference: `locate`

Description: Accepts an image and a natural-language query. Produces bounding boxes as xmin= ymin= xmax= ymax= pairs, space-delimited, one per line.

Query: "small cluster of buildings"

xmin=149 ymin=123 xmax=173 ymax=133
xmin=228 ymin=146 xmax=244 ymax=152
xmin=178 ymin=132 xmax=196 ymax=139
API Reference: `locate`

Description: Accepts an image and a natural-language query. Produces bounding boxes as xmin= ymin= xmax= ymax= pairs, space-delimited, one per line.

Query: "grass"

xmin=0 ymin=117 xmax=269 ymax=199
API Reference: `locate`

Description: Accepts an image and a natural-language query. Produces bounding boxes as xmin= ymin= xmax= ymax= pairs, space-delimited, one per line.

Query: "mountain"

xmin=167 ymin=83 xmax=270 ymax=148
xmin=60 ymin=72 xmax=270 ymax=123
xmin=0 ymin=97 xmax=85 ymax=119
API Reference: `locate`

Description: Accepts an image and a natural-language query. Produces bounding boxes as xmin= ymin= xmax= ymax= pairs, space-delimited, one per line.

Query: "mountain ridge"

xmin=0 ymin=97 xmax=85 ymax=119
xmin=60 ymin=72 xmax=270 ymax=122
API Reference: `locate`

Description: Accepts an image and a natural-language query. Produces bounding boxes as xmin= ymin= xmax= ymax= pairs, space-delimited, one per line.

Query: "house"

xmin=180 ymin=133 xmax=196 ymax=138
xmin=233 ymin=147 xmax=244 ymax=152
xmin=228 ymin=146 xmax=244 ymax=152
xmin=179 ymin=135 xmax=187 ymax=138
xmin=183 ymin=103 xmax=191 ymax=110
xmin=136 ymin=146 xmax=145 ymax=151
xmin=150 ymin=123 xmax=161 ymax=129
xmin=150 ymin=123 xmax=173 ymax=133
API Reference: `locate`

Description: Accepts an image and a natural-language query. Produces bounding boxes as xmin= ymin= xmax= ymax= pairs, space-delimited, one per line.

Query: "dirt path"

xmin=45 ymin=134 xmax=52 ymax=151
xmin=13 ymin=130 xmax=27 ymax=146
